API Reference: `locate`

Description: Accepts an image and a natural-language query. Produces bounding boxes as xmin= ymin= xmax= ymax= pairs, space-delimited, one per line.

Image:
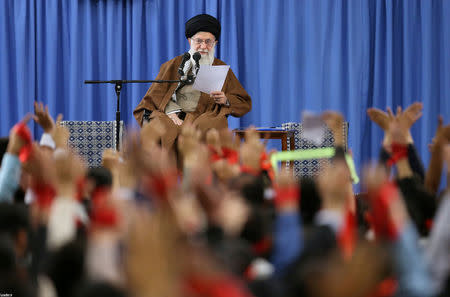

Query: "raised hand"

xmin=394 ymin=102 xmax=423 ymax=144
xmin=126 ymin=208 xmax=182 ymax=297
xmin=206 ymin=129 xmax=221 ymax=152
xmin=274 ymin=169 xmax=299 ymax=212
xmin=141 ymin=117 xmax=166 ymax=149
xmin=54 ymin=150 xmax=86 ymax=197
xmin=367 ymin=107 xmax=390 ymax=131
xmin=401 ymin=102 xmax=423 ymax=130
xmin=444 ymin=144 xmax=450 ymax=189
xmin=322 ymin=111 xmax=344 ymax=146
xmin=211 ymin=159 xmax=240 ymax=181
xmin=51 ymin=114 xmax=70 ymax=149
xmin=444 ymin=144 xmax=450 ymax=169
xmin=178 ymin=124 xmax=202 ymax=167
xmin=368 ymin=102 xmax=423 ymax=146
xmin=240 ymin=127 xmax=265 ymax=172
xmin=33 ymin=101 xmax=55 ymax=133
xmin=219 ymin=128 xmax=240 ymax=151
xmin=425 ymin=116 xmax=450 ymax=194
xmin=102 ymin=149 xmax=120 ymax=172
xmin=119 ymin=131 xmax=145 ymax=188
xmin=429 ymin=116 xmax=450 ymax=152
xmin=317 ymin=160 xmax=353 ymax=212
xmin=23 ymin=142 xmax=56 ymax=185
xmin=387 ymin=113 xmax=410 ymax=146
xmin=102 ymin=148 xmax=121 ymax=190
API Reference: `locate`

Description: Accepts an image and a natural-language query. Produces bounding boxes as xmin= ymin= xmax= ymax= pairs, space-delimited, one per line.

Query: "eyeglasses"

xmin=191 ymin=38 xmax=216 ymax=47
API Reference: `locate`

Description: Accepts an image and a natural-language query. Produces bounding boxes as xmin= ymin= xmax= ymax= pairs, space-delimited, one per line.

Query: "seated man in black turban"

xmin=133 ymin=14 xmax=251 ymax=150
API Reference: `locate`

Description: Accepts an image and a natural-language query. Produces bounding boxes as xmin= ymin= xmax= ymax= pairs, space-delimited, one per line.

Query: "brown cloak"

xmin=133 ymin=55 xmax=252 ymax=149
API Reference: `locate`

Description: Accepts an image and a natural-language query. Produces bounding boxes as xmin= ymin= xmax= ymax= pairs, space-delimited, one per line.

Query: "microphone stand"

xmin=84 ymin=79 xmax=183 ymax=151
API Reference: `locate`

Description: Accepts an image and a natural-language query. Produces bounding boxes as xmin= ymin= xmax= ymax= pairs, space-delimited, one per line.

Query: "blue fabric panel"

xmin=1 ymin=0 xmax=449 ymax=189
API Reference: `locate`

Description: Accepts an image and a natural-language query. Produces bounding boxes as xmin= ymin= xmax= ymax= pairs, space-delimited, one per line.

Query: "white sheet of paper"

xmin=301 ymin=111 xmax=326 ymax=146
xmin=192 ymin=65 xmax=230 ymax=94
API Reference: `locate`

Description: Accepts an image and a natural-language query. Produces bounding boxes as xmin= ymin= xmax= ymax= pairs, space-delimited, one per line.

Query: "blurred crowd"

xmin=0 ymin=102 xmax=449 ymax=297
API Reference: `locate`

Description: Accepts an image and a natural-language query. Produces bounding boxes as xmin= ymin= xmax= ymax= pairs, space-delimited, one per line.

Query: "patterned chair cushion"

xmin=59 ymin=121 xmax=123 ymax=168
xmin=282 ymin=122 xmax=348 ymax=178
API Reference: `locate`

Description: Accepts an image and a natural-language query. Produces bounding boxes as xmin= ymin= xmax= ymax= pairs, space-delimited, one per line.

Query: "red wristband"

xmin=274 ymin=185 xmax=299 ymax=208
xmin=222 ymin=147 xmax=239 ymax=165
xmin=13 ymin=122 xmax=33 ymax=162
xmin=240 ymin=165 xmax=261 ymax=176
xmin=208 ymin=145 xmax=222 ymax=163
xmin=386 ymin=143 xmax=408 ymax=166
xmin=145 ymin=170 xmax=178 ymax=202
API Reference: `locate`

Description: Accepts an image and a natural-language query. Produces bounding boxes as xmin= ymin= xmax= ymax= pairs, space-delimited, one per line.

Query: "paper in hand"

xmin=193 ymin=65 xmax=230 ymax=94
xmin=301 ymin=111 xmax=326 ymax=146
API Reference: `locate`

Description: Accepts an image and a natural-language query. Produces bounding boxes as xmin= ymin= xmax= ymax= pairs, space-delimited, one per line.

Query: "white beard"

xmin=189 ymin=41 xmax=215 ymax=66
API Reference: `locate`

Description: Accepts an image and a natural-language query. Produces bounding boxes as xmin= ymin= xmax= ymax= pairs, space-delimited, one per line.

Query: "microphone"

xmin=178 ymin=52 xmax=191 ymax=76
xmin=184 ymin=52 xmax=202 ymax=85
xmin=192 ymin=52 xmax=201 ymax=77
xmin=193 ymin=52 xmax=201 ymax=69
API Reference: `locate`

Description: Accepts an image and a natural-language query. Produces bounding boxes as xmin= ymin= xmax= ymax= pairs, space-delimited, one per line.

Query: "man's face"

xmin=188 ymin=31 xmax=216 ymax=56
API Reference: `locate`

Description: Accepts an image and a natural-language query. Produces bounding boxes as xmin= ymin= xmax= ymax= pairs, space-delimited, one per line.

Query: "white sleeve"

xmin=40 ymin=133 xmax=56 ymax=150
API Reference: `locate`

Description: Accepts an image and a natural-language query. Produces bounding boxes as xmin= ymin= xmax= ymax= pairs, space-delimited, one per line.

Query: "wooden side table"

xmin=233 ymin=129 xmax=296 ymax=169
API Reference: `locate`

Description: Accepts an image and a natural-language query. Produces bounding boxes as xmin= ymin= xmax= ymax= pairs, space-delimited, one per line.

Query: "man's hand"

xmin=367 ymin=107 xmax=390 ymax=131
xmin=318 ymin=161 xmax=353 ymax=212
xmin=387 ymin=115 xmax=410 ymax=145
xmin=178 ymin=124 xmax=202 ymax=167
xmin=168 ymin=113 xmax=183 ymax=126
xmin=240 ymin=128 xmax=264 ymax=171
xmin=322 ymin=111 xmax=344 ymax=146
xmin=274 ymin=169 xmax=299 ymax=212
xmin=444 ymin=144 xmax=450 ymax=171
xmin=206 ymin=129 xmax=221 ymax=152
xmin=220 ymin=128 xmax=240 ymax=151
xmin=141 ymin=118 xmax=166 ymax=149
xmin=394 ymin=103 xmax=423 ymax=144
xmin=429 ymin=116 xmax=450 ymax=152
xmin=126 ymin=207 xmax=181 ymax=297
xmin=54 ymin=150 xmax=86 ymax=197
xmin=210 ymin=91 xmax=228 ymax=105
xmin=24 ymin=143 xmax=56 ymax=185
xmin=102 ymin=149 xmax=120 ymax=172
xmin=51 ymin=115 xmax=69 ymax=149
xmin=33 ymin=101 xmax=55 ymax=133
xmin=211 ymin=159 xmax=240 ymax=181
xmin=401 ymin=102 xmax=423 ymax=130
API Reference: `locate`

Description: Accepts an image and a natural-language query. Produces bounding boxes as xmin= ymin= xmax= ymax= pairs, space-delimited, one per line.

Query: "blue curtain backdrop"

xmin=1 ymin=0 xmax=449 ymax=187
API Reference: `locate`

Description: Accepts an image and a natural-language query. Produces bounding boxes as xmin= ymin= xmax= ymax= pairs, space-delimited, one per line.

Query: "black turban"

xmin=185 ymin=14 xmax=221 ymax=40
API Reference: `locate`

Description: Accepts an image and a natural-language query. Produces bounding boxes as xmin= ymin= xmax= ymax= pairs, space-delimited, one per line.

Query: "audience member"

xmin=0 ymin=102 xmax=447 ymax=297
